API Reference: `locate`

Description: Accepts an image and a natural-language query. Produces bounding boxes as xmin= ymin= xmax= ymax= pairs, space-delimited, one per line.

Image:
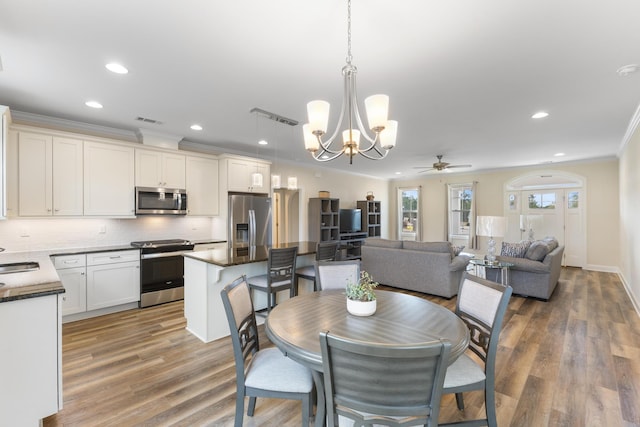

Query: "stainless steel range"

xmin=131 ymin=239 xmax=195 ymax=308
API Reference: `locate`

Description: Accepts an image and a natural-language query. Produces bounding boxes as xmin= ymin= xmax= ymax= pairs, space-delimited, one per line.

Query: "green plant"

xmin=346 ymin=270 xmax=379 ymax=302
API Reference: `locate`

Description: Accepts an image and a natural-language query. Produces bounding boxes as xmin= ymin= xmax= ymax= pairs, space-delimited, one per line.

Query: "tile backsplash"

xmin=0 ymin=216 xmax=225 ymax=253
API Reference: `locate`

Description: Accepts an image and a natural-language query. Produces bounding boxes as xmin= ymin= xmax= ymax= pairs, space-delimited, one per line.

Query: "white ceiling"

xmin=1 ymin=0 xmax=639 ymax=179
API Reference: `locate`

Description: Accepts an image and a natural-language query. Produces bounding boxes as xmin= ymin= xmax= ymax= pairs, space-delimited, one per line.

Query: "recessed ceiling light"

xmin=321 ymin=154 xmax=329 ymax=159
xmin=617 ymin=64 xmax=638 ymax=77
xmin=532 ymin=111 xmax=549 ymax=119
xmin=190 ymin=124 xmax=203 ymax=131
xmin=554 ymin=152 xmax=565 ymax=157
xmin=258 ymin=139 xmax=268 ymax=145
xmin=85 ymin=100 xmax=103 ymax=109
xmin=105 ymin=63 xmax=128 ymax=74
xmin=395 ymin=172 xmax=401 ymax=175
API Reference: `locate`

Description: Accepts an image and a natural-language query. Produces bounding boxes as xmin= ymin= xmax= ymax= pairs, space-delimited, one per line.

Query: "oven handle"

xmin=140 ymin=250 xmax=192 ymax=260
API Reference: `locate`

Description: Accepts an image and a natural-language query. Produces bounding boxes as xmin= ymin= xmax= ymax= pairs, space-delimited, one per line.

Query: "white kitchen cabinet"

xmin=54 ymin=253 xmax=87 ymax=316
xmin=135 ymin=148 xmax=186 ymax=188
xmin=84 ymin=141 xmax=135 ymax=216
xmin=226 ymin=157 xmax=270 ymax=193
xmin=186 ymin=155 xmax=219 ymax=215
xmin=0 ymin=105 xmax=9 ymax=219
xmin=86 ymin=250 xmax=140 ymax=311
xmin=0 ymin=294 xmax=62 ymax=426
xmin=17 ymin=132 xmax=84 ymax=216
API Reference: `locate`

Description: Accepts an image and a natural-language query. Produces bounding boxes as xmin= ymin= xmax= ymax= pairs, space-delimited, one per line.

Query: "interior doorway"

xmin=273 ymin=189 xmax=299 ymax=245
xmin=504 ymin=171 xmax=585 ymax=268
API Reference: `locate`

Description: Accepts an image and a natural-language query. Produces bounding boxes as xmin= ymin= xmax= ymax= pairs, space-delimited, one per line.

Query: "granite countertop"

xmin=184 ymin=241 xmax=317 ymax=267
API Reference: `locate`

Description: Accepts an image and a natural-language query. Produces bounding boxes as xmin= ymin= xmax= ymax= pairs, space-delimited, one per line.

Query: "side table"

xmin=469 ymin=259 xmax=514 ymax=286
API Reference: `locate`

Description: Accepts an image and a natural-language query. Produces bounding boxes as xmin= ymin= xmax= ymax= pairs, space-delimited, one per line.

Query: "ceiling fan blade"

xmin=417 ymin=168 xmax=435 ymax=173
xmin=445 ymin=164 xmax=472 ymax=169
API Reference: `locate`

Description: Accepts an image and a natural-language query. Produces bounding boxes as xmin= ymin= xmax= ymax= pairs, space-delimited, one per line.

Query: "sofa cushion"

xmin=402 ymin=241 xmax=452 ymax=254
xmin=452 ymin=245 xmax=465 ymax=256
xmin=501 ymin=241 xmax=531 ymax=258
xmin=542 ymin=236 xmax=559 ymax=251
xmin=363 ymin=238 xmax=403 ymax=249
xmin=525 ymin=240 xmax=550 ymax=261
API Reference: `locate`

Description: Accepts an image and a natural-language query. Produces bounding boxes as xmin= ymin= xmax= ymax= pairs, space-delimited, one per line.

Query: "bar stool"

xmin=294 ymin=241 xmax=340 ymax=294
xmin=247 ymin=246 xmax=298 ymax=314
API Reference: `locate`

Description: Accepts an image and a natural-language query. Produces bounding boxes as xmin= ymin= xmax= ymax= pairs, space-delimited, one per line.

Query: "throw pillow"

xmin=525 ymin=240 xmax=550 ymax=261
xmin=542 ymin=236 xmax=559 ymax=251
xmin=501 ymin=241 xmax=531 ymax=258
xmin=452 ymin=245 xmax=465 ymax=256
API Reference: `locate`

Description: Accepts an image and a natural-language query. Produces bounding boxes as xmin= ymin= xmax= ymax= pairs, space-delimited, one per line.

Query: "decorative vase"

xmin=347 ymin=298 xmax=377 ymax=316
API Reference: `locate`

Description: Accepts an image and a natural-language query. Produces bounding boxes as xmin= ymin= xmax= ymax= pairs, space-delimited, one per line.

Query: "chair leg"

xmin=234 ymin=391 xmax=245 ymax=427
xmin=301 ymin=394 xmax=310 ymax=427
xmin=247 ymin=396 xmax=257 ymax=416
xmin=455 ymin=392 xmax=465 ymax=410
xmin=486 ymin=384 xmax=497 ymax=427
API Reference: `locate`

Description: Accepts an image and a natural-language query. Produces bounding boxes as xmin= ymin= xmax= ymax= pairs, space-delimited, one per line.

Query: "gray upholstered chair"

xmin=220 ymin=275 xmax=313 ymax=427
xmin=247 ymin=246 xmax=297 ymax=314
xmin=295 ymin=241 xmax=340 ymax=293
xmin=315 ymin=259 xmax=361 ymax=291
xmin=319 ymin=330 xmax=451 ymax=427
xmin=440 ymin=272 xmax=513 ymax=427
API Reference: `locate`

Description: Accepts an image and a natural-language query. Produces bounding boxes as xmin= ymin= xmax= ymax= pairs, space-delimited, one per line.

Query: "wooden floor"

xmin=43 ymin=268 xmax=640 ymax=427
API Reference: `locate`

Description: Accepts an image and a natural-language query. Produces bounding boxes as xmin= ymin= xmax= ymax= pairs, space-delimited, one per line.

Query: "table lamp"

xmin=476 ymin=216 xmax=506 ymax=265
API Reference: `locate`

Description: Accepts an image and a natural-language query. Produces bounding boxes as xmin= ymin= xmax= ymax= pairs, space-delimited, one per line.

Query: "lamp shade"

xmin=303 ymin=124 xmax=319 ymax=152
xmin=476 ymin=216 xmax=506 ymax=238
xmin=364 ymin=94 xmax=389 ymax=131
xmin=307 ymin=100 xmax=330 ymax=134
xmin=380 ymin=120 xmax=398 ymax=149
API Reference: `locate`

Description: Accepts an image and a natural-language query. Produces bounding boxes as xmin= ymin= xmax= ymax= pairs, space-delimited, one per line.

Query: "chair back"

xmin=319 ymin=331 xmax=451 ymax=427
xmin=268 ymin=246 xmax=298 ymax=285
xmin=316 ymin=241 xmax=340 ymax=262
xmin=456 ymin=272 xmax=512 ymax=367
xmin=315 ymin=260 xmax=361 ymax=291
xmin=220 ymin=275 xmax=259 ymax=385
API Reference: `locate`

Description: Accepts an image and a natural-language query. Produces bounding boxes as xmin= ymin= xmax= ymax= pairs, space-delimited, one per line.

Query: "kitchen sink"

xmin=0 ymin=262 xmax=40 ymax=274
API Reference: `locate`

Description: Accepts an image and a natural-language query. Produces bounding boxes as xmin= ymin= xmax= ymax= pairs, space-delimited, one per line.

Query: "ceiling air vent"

xmin=135 ymin=116 xmax=163 ymax=125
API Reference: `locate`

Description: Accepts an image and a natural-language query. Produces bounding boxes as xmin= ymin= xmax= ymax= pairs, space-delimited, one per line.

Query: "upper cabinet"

xmin=18 ymin=132 xmax=83 ymax=216
xmin=84 ymin=141 xmax=135 ymax=216
xmin=186 ymin=155 xmax=219 ymax=216
xmin=225 ymin=156 xmax=270 ymax=193
xmin=0 ymin=106 xmax=9 ymax=219
xmin=135 ymin=149 xmax=185 ymax=189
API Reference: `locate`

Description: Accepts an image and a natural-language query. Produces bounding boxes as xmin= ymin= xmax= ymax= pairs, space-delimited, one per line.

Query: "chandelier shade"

xmin=303 ymin=0 xmax=397 ymax=164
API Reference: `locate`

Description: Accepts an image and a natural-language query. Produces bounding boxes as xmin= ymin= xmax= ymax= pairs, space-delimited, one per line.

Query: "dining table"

xmin=265 ymin=289 xmax=470 ymax=427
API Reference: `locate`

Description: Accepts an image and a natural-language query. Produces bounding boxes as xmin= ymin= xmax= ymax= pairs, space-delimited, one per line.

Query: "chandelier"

xmin=303 ymin=0 xmax=398 ymax=164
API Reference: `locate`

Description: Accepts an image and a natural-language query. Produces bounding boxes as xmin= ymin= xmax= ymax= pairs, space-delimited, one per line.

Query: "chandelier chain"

xmin=346 ymin=0 xmax=352 ymax=64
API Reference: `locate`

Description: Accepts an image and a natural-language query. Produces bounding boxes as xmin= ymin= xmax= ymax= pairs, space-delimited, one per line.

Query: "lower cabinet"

xmin=53 ymin=249 xmax=140 ymax=319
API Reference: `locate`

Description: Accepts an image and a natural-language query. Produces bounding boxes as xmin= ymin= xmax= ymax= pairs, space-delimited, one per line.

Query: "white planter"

xmin=346 ymin=298 xmax=377 ymax=317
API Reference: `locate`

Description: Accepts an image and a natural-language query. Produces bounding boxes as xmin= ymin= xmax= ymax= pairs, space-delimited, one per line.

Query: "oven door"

xmin=140 ymin=251 xmax=185 ymax=294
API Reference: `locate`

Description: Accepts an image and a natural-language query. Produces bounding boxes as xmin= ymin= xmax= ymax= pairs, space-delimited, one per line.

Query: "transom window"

xmin=528 ymin=192 xmax=556 ymax=209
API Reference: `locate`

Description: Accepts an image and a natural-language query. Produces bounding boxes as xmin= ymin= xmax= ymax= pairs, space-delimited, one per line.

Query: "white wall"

xmin=619 ymin=121 xmax=640 ymax=312
xmin=388 ymin=159 xmax=620 ymax=269
xmin=0 ymin=216 xmax=218 ymax=253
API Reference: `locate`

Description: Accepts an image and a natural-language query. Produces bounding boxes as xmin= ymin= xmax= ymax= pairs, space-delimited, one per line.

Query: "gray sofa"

xmin=488 ymin=238 xmax=564 ymax=300
xmin=361 ymin=239 xmax=471 ymax=298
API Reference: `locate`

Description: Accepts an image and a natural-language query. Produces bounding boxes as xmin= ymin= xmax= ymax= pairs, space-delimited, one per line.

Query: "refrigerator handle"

xmin=249 ymin=209 xmax=256 ymax=246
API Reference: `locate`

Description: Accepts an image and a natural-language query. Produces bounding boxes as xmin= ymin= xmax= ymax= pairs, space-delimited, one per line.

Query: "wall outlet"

xmin=20 ymin=227 xmax=30 ymax=237
xmin=99 ymin=225 xmax=106 ymax=234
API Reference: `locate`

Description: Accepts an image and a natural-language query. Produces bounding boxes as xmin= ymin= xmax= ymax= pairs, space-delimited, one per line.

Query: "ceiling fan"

xmin=414 ymin=155 xmax=472 ymax=173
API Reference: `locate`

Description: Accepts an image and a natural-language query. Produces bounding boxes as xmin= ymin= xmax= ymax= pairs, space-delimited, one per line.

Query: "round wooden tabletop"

xmin=265 ymin=289 xmax=470 ymax=371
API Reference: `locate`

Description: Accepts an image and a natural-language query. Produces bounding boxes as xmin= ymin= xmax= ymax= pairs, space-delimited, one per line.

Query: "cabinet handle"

xmin=81 ymin=272 xmax=85 ymax=275
xmin=47 ymin=208 xmax=52 ymax=212
xmin=64 ymin=260 xmax=79 ymax=265
xmin=109 ymin=256 xmax=121 ymax=259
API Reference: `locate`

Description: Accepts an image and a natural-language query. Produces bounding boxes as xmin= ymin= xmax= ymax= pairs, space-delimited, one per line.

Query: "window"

xmin=528 ymin=192 xmax=556 ymax=209
xmin=567 ymin=191 xmax=579 ymax=209
xmin=449 ymin=185 xmax=473 ymax=236
xmin=398 ymin=187 xmax=420 ymax=240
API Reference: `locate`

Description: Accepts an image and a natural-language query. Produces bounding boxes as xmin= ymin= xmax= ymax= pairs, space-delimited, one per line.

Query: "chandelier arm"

xmin=312 ymin=150 xmax=344 ymax=162
xmin=349 ymin=72 xmax=379 ymax=146
xmin=359 ymin=146 xmax=389 ymax=160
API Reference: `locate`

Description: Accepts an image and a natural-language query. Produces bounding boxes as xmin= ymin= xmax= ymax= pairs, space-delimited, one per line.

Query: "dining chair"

xmin=440 ymin=272 xmax=512 ymax=427
xmin=294 ymin=241 xmax=340 ymax=294
xmin=247 ymin=246 xmax=298 ymax=314
xmin=315 ymin=259 xmax=361 ymax=291
xmin=220 ymin=275 xmax=313 ymax=427
xmin=319 ymin=330 xmax=451 ymax=427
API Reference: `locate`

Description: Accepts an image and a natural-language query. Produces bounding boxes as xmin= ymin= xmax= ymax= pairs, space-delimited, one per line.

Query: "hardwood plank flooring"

xmin=43 ymin=268 xmax=640 ymax=426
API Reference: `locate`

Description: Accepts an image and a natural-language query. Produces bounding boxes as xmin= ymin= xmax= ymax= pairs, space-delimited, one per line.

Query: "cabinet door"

xmin=84 ymin=141 xmax=135 ymax=216
xmin=135 ymin=149 xmax=162 ymax=187
xmin=52 ymin=137 xmax=83 ymax=215
xmin=227 ymin=158 xmax=252 ymax=192
xmin=18 ymin=132 xmax=52 ymax=216
xmin=186 ymin=156 xmax=219 ymax=215
xmin=86 ymin=261 xmax=140 ymax=310
xmin=58 ymin=266 xmax=87 ymax=315
xmin=161 ymin=152 xmax=186 ymax=188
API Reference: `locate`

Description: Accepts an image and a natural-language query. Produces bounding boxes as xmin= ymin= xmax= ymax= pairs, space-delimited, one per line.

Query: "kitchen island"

xmin=183 ymin=241 xmax=317 ymax=343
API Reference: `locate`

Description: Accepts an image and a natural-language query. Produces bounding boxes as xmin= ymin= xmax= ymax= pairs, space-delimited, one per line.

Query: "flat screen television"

xmin=339 ymin=209 xmax=362 ymax=233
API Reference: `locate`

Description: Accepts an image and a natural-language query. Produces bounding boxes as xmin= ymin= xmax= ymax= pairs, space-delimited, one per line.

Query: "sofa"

xmin=487 ymin=237 xmax=564 ymax=300
xmin=360 ymin=238 xmax=471 ymax=298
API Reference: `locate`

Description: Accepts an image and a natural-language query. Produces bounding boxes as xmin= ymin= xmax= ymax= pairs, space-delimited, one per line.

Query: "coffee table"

xmin=469 ymin=258 xmax=514 ymax=286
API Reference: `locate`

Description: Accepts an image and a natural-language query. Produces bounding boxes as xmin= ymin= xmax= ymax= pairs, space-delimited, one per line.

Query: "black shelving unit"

xmin=357 ymin=200 xmax=382 ymax=238
xmin=308 ymin=198 xmax=340 ymax=243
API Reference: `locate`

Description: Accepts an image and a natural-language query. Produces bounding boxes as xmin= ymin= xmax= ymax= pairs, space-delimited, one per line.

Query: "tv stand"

xmin=339 ymin=232 xmax=368 ymax=260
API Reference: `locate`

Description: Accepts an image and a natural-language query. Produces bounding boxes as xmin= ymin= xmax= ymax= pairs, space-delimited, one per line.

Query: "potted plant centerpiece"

xmin=345 ymin=270 xmax=379 ymax=316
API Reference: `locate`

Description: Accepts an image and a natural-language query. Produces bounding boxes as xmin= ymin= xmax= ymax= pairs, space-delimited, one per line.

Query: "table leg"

xmin=311 ymin=370 xmax=326 ymax=427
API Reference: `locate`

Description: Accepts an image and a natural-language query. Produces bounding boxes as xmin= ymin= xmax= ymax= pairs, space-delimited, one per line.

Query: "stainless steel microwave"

xmin=135 ymin=187 xmax=187 ymax=215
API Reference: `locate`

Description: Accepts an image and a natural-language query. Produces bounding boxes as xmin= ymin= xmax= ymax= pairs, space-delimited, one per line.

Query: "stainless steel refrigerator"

xmin=228 ymin=193 xmax=272 ymax=248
